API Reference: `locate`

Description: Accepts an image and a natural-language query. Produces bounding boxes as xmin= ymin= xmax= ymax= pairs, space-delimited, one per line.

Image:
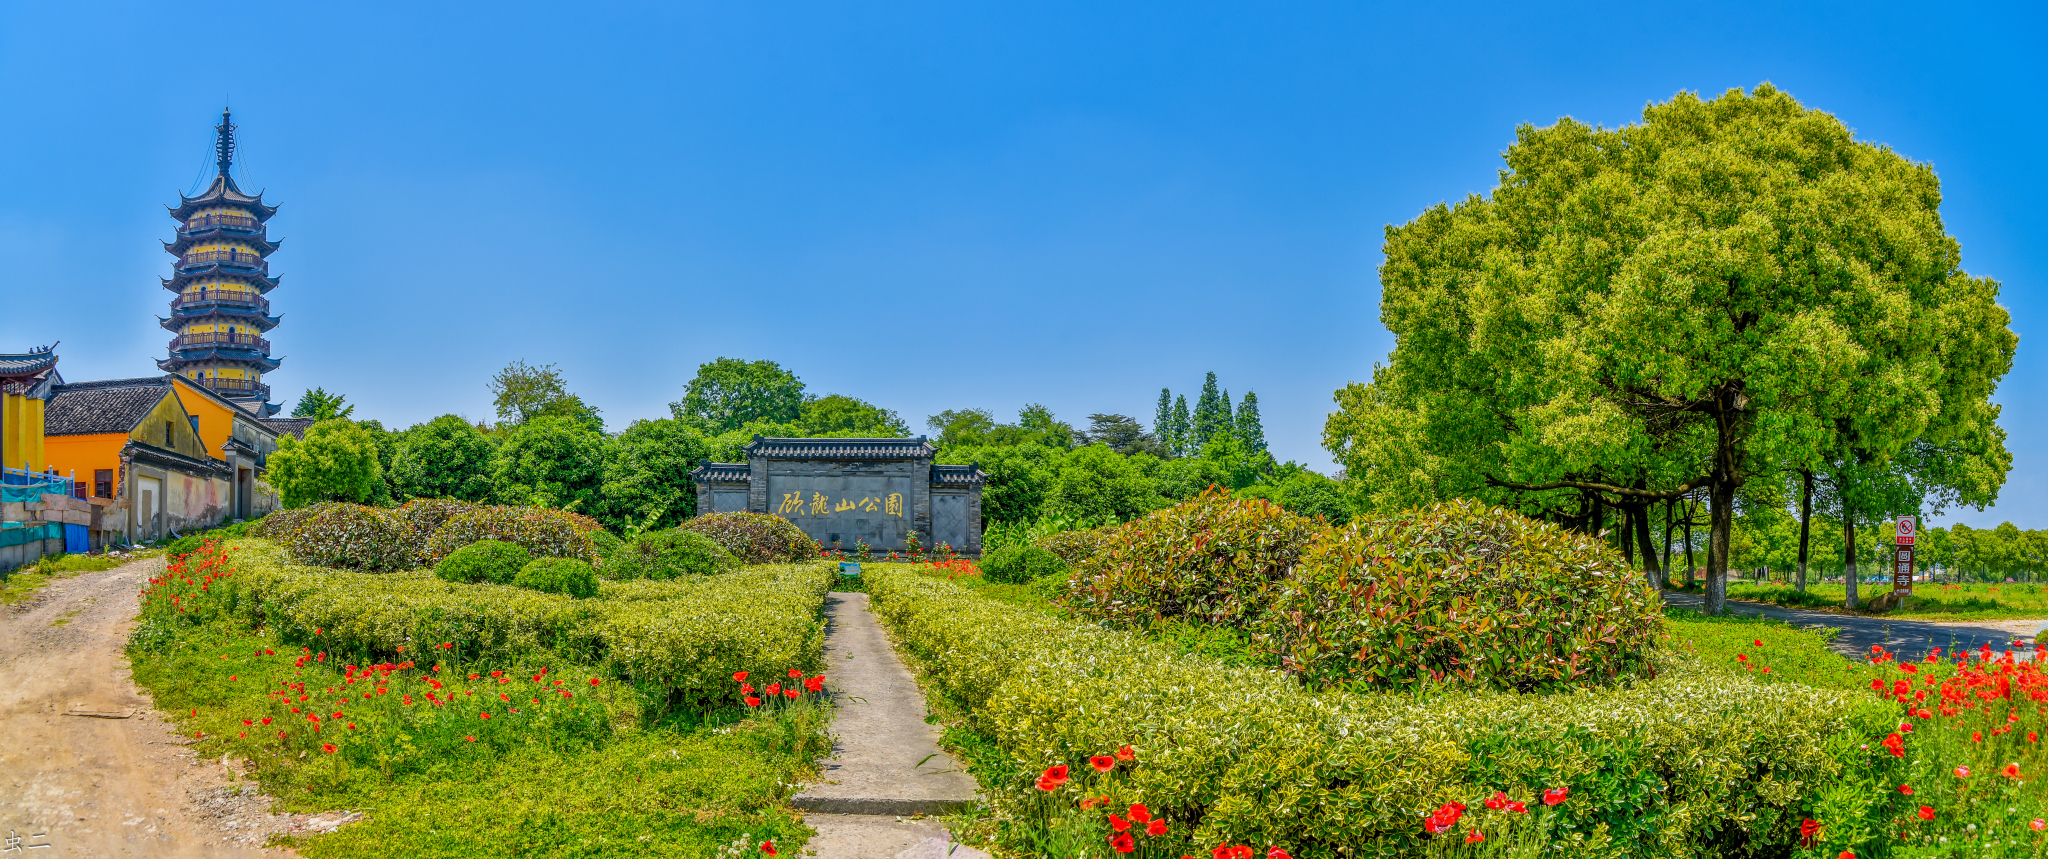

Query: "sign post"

xmin=1893 ymin=516 xmax=1916 ymax=596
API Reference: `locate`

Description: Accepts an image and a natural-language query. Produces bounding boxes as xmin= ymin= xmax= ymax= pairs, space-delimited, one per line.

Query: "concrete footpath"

xmin=794 ymin=593 xmax=986 ymax=859
xmin=1663 ymin=590 xmax=2048 ymax=661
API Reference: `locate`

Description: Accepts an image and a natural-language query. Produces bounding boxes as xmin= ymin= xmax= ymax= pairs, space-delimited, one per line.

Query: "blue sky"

xmin=0 ymin=2 xmax=2041 ymax=526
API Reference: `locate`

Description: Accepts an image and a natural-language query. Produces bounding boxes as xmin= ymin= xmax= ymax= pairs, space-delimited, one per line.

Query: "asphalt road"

xmin=1662 ymin=590 xmax=2048 ymax=661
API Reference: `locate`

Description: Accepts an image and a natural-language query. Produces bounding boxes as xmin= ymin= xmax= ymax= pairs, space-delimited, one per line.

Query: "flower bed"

xmin=866 ymin=566 xmax=1894 ymax=858
xmin=179 ymin=538 xmax=833 ymax=715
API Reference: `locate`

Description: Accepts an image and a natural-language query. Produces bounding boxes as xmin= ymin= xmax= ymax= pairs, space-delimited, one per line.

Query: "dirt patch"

xmin=0 ymin=557 xmax=354 ymax=857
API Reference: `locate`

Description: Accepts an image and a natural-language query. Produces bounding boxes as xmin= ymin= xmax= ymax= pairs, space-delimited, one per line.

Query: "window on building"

xmin=166 ymin=421 xmax=175 ymax=445
xmin=190 ymin=415 xmax=200 ymax=437
xmin=94 ymin=469 xmax=113 ymax=499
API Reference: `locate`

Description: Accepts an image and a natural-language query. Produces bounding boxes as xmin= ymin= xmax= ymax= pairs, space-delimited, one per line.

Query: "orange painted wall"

xmin=44 ymin=433 xmax=129 ymax=497
xmin=169 ymin=377 xmax=235 ymax=461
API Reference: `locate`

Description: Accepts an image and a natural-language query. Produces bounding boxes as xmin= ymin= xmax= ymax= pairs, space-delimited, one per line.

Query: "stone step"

xmin=792 ymin=592 xmax=981 ymax=818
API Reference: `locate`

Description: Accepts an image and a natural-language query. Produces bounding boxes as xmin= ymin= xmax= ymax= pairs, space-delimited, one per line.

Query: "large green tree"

xmin=290 ymin=387 xmax=354 ymax=421
xmin=266 ymin=419 xmax=384 ymax=509
xmin=597 ymin=417 xmax=710 ymax=531
xmin=797 ymin=394 xmax=909 ymax=437
xmin=388 ymin=415 xmax=496 ymax=502
xmin=672 ymin=358 xmax=806 ymax=431
xmin=1327 ymin=85 xmax=2014 ymax=615
xmin=491 ymin=416 xmax=609 ymax=511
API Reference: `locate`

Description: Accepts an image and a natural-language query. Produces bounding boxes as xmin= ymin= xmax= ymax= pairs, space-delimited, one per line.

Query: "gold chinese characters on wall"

xmin=777 ymin=491 xmax=905 ymax=518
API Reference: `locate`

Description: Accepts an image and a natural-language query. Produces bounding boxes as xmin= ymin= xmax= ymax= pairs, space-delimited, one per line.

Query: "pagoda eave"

xmin=164 ymin=232 xmax=279 ymax=256
xmin=160 ymin=311 xmax=281 ymax=332
xmin=162 ymin=350 xmax=282 ymax=372
xmin=162 ymin=271 xmax=280 ymax=294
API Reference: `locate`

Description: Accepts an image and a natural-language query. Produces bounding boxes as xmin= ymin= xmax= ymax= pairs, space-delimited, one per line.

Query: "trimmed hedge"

xmin=207 ymin=539 xmax=832 ymax=714
xmin=677 ymin=512 xmax=817 ymax=564
xmin=434 ymin=539 xmax=531 ymax=585
xmin=605 ymin=529 xmax=736 ymax=581
xmin=865 ymin=567 xmax=1892 ymax=859
xmin=1062 ymin=487 xmax=1323 ymax=629
xmin=979 ymin=545 xmax=1069 ymax=585
xmin=396 ymin=498 xmax=481 ymax=563
xmin=1258 ymin=500 xmax=1663 ymax=693
xmin=253 ymin=502 xmax=413 ymax=571
xmin=516 ymin=557 xmax=600 ymax=598
xmin=425 ymin=505 xmax=599 ymax=562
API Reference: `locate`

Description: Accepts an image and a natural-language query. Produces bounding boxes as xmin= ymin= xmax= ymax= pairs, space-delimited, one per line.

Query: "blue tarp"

xmin=64 ymin=524 xmax=88 ymax=554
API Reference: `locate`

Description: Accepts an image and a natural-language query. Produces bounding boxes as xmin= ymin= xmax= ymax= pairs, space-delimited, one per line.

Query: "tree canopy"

xmin=671 ymin=358 xmax=806 ymax=431
xmin=290 ymin=387 xmax=354 ymax=421
xmin=266 ymin=419 xmax=384 ymax=508
xmin=1326 ymin=84 xmax=2014 ymax=614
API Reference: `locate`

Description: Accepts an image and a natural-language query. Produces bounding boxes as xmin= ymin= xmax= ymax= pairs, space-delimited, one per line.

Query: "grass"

xmin=130 ymin=543 xmax=831 ymax=858
xmin=1719 ymin=581 xmax=2048 ymax=621
xmin=0 ymin=550 xmax=150 ymax=605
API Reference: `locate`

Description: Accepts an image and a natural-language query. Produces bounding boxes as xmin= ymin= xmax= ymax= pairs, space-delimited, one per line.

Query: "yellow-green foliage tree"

xmin=1326 ymin=84 xmax=2014 ymax=615
xmin=266 ymin=419 xmax=385 ymax=509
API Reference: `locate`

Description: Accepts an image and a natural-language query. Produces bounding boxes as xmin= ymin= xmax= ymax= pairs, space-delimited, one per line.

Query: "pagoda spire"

xmin=214 ymin=108 xmax=237 ymax=183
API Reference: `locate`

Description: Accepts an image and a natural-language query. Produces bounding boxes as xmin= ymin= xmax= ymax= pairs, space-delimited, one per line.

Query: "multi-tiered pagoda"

xmin=157 ymin=109 xmax=282 ymax=417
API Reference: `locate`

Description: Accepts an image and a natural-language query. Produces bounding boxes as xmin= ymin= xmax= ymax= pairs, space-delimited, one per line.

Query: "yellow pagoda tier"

xmin=157 ymin=108 xmax=282 ymax=417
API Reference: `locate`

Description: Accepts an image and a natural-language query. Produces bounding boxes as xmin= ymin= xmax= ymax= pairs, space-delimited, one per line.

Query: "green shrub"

xmin=424 ymin=505 xmax=598 ymax=562
xmin=865 ymin=566 xmax=1892 ymax=859
xmin=1256 ymin=500 xmax=1663 ymax=693
xmin=1061 ymin=487 xmax=1323 ymax=629
xmin=210 ymin=539 xmax=832 ymax=715
xmin=166 ymin=534 xmax=204 ymax=559
xmin=515 ymin=557 xmax=600 ymax=599
xmin=677 ymin=512 xmax=817 ymax=564
xmin=433 ymin=539 xmax=531 ymax=585
xmin=979 ymin=545 xmax=1069 ymax=585
xmin=1035 ymin=528 xmax=1106 ymax=567
xmin=250 ymin=506 xmax=318 ymax=542
xmin=605 ymin=529 xmax=736 ymax=581
xmin=589 ymin=528 xmax=623 ymax=564
xmin=261 ymin=502 xmax=414 ymax=571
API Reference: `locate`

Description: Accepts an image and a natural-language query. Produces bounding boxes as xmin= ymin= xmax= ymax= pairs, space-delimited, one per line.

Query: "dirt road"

xmin=0 ymin=558 xmax=347 ymax=857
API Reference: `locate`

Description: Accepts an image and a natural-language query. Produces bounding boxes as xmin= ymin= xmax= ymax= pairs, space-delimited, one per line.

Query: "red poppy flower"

xmin=1091 ymin=756 xmax=1116 ymax=773
xmin=732 ymin=671 xmax=749 ymax=682
xmin=742 ymin=683 xmax=755 ymax=694
xmin=745 ymin=696 xmax=762 ymax=707
xmin=1109 ymin=833 xmax=1135 ymax=854
xmin=1898 ymin=785 xmax=1914 ymax=795
xmin=2002 ymin=763 xmax=2022 ymax=779
xmin=465 ymin=736 xmax=476 ymax=742
xmin=784 ymin=689 xmax=799 ymax=699
xmin=1917 ymin=806 xmax=1934 ymax=821
xmin=1036 ymin=764 xmax=1070 ymax=791
xmin=1464 ymin=830 xmax=1484 ymax=844
xmin=1799 ymin=818 xmax=1820 ymax=847
xmin=1542 ymin=787 xmax=1568 ymax=806
xmin=1836 ymin=852 xmax=1854 ymax=859
xmin=1484 ymin=791 xmax=1507 ymax=810
xmin=1116 ymin=744 xmax=1136 ymax=761
xmin=1956 ymin=766 xmax=1972 ymax=778
xmin=2032 ymin=819 xmax=2045 ymax=832
xmin=767 ymin=683 xmax=782 ymax=696
xmin=788 ymin=668 xmax=802 ymax=679
xmin=1128 ymin=804 xmax=1151 ymax=824
xmin=1109 ymin=814 xmax=1131 ymax=833
xmin=760 ymin=841 xmax=777 ymax=856
xmin=589 ymin=678 xmax=601 ymax=687
xmin=480 ymin=712 xmax=491 ymax=720
xmin=1266 ymin=849 xmax=1293 ymax=859
xmin=804 ymin=676 xmax=825 ymax=692
xmin=1081 ymin=796 xmax=1108 ymax=810
xmin=321 ymin=743 xmax=337 ymax=754
xmin=1145 ymin=819 xmax=1167 ymax=836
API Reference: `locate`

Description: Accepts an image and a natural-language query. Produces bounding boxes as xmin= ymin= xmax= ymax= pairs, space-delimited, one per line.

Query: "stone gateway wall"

xmin=690 ymin=437 xmax=985 ymax=556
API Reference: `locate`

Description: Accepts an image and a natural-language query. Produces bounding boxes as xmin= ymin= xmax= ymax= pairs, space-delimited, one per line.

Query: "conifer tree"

xmin=1170 ymin=395 xmax=1194 ymax=457
xmin=1155 ymin=388 xmax=1178 ymax=455
xmin=1193 ymin=372 xmax=1229 ymax=449
xmin=1236 ymin=391 xmax=1267 ymax=456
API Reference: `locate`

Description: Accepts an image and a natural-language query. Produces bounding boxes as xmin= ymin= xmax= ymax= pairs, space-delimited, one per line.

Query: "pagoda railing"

xmin=170 ymin=332 xmax=270 ymax=352
xmin=193 ymin=377 xmax=270 ymax=399
xmin=181 ymin=214 xmax=261 ymax=233
xmin=177 ymin=250 xmax=268 ymax=272
xmin=171 ymin=289 xmax=269 ymax=313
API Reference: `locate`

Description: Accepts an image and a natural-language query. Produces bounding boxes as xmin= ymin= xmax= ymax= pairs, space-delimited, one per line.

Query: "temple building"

xmin=157 ymin=108 xmax=283 ymax=417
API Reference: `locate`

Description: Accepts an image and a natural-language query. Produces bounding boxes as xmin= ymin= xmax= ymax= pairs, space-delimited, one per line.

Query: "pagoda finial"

xmin=214 ymin=107 xmax=236 ymax=176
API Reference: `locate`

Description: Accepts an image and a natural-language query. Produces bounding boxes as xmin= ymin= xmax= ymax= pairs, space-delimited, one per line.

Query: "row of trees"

xmin=1322 ymin=85 xmax=2018 ymax=613
xmin=269 ymin=360 xmax=1350 ymax=532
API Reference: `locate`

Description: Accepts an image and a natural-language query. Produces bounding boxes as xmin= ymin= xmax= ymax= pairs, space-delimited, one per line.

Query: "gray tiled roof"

xmin=262 ymin=417 xmax=314 ymax=440
xmin=742 ymin=436 xmax=936 ymax=460
xmin=930 ymin=464 xmax=987 ymax=486
xmin=691 ymin=463 xmax=751 ymax=483
xmin=45 ymin=379 xmax=172 ymax=436
xmin=0 ymin=350 xmax=58 ymax=377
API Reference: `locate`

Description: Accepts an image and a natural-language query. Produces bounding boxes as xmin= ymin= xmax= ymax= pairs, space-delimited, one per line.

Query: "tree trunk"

xmin=1683 ymin=496 xmax=1697 ymax=588
xmin=1620 ymin=502 xmax=1636 ymax=565
xmin=1706 ymin=481 xmax=1734 ymax=615
xmin=1796 ymin=471 xmax=1813 ymax=591
xmin=1844 ymin=516 xmax=1859 ymax=609
xmin=1662 ymin=498 xmax=1675 ymax=576
xmin=1633 ymin=503 xmax=1662 ymax=589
